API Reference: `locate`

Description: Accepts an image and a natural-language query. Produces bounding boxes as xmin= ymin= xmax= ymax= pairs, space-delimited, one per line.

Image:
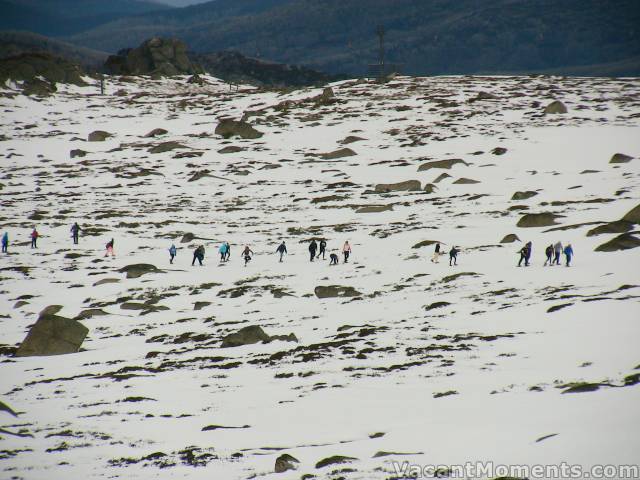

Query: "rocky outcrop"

xmin=314 ymin=285 xmax=361 ymax=298
xmin=215 ymin=119 xmax=263 ymax=139
xmin=15 ymin=312 xmax=89 ymax=357
xmin=104 ymin=38 xmax=203 ymax=77
xmin=319 ymin=148 xmax=356 ymax=160
xmin=374 ymin=180 xmax=421 ymax=193
xmin=595 ymin=232 xmax=640 ymax=252
xmin=622 ymin=203 xmax=640 ymax=224
xmin=148 ymin=141 xmax=186 ymax=154
xmin=193 ymin=50 xmax=339 ymax=87
xmin=417 ymin=159 xmax=467 ymax=171
xmin=586 ymin=220 xmax=633 ymax=236
xmin=0 ymin=52 xmax=86 ymax=91
xmin=221 ymin=326 xmax=297 ymax=348
xmin=517 ymin=212 xmax=563 ymax=227
xmin=452 ymin=177 xmax=480 ymax=184
xmin=118 ymin=264 xmax=160 ymax=279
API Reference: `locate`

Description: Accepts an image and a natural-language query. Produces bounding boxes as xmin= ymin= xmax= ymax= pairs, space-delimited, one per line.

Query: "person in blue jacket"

xmin=219 ymin=242 xmax=228 ymax=262
xmin=564 ymin=243 xmax=574 ymax=267
xmin=1 ymin=232 xmax=8 ymax=253
xmin=169 ymin=244 xmax=177 ymax=264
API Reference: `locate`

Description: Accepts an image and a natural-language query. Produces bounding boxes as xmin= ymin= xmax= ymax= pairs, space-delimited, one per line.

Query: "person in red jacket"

xmin=30 ymin=228 xmax=39 ymax=249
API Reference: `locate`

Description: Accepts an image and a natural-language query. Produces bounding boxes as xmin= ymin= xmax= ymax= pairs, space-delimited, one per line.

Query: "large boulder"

xmin=274 ymin=454 xmax=300 ymax=473
xmin=374 ymin=180 xmax=421 ymax=193
xmin=544 ymin=100 xmax=568 ymax=114
xmin=622 ymin=203 xmax=640 ymax=224
xmin=118 ymin=264 xmax=159 ymax=279
xmin=215 ymin=119 xmax=263 ymax=139
xmin=104 ymin=37 xmax=202 ymax=76
xmin=314 ymin=285 xmax=361 ymax=298
xmin=610 ymin=153 xmax=633 ymax=164
xmin=22 ymin=77 xmax=56 ymax=96
xmin=595 ymin=232 xmax=640 ymax=252
xmin=148 ymin=141 xmax=186 ymax=154
xmin=517 ymin=212 xmax=563 ymax=228
xmin=511 ymin=191 xmax=538 ymax=201
xmin=15 ymin=313 xmax=88 ymax=357
xmin=88 ymin=130 xmax=112 ymax=142
xmin=500 ymin=233 xmax=521 ymax=243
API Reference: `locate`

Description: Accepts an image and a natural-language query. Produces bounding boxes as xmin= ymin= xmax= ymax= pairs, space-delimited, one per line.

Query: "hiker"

xmin=70 ymin=222 xmax=81 ymax=244
xmin=1 ymin=232 xmax=8 ymax=253
xmin=224 ymin=241 xmax=231 ymax=261
xmin=564 ymin=243 xmax=574 ymax=267
xmin=553 ymin=241 xmax=563 ymax=266
xmin=318 ymin=239 xmax=327 ymax=259
xmin=518 ymin=242 xmax=531 ymax=267
xmin=104 ymin=238 xmax=115 ymax=257
xmin=276 ymin=241 xmax=287 ymax=262
xmin=431 ymin=242 xmax=442 ymax=263
xmin=544 ymin=244 xmax=553 ymax=266
xmin=330 ymin=252 xmax=339 ymax=265
xmin=30 ymin=228 xmax=39 ymax=249
xmin=309 ymin=239 xmax=318 ymax=262
xmin=169 ymin=244 xmax=177 ymax=264
xmin=342 ymin=241 xmax=352 ymax=263
xmin=219 ymin=242 xmax=228 ymax=262
xmin=192 ymin=245 xmax=205 ymax=266
xmin=241 ymin=245 xmax=254 ymax=267
xmin=449 ymin=246 xmax=459 ymax=266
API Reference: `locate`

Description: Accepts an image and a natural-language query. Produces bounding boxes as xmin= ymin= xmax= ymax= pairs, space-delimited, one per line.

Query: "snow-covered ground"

xmin=0 ymin=74 xmax=639 ymax=480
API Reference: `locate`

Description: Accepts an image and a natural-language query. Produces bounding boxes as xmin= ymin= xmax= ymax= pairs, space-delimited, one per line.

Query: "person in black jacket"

xmin=276 ymin=241 xmax=287 ymax=262
xmin=544 ymin=244 xmax=554 ymax=266
xmin=449 ymin=246 xmax=459 ymax=266
xmin=308 ymin=239 xmax=318 ymax=262
xmin=192 ymin=245 xmax=205 ymax=266
xmin=318 ymin=239 xmax=327 ymax=259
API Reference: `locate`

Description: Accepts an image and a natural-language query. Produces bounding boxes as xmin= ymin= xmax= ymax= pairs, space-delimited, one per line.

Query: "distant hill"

xmin=64 ymin=0 xmax=640 ymax=77
xmin=0 ymin=31 xmax=108 ymax=70
xmin=0 ymin=0 xmax=171 ymax=37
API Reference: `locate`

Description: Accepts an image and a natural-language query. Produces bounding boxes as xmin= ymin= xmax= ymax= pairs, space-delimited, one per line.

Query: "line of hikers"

xmin=518 ymin=241 xmax=574 ymax=267
xmin=1 ymin=223 xmax=82 ymax=253
xmin=1 ymin=226 xmax=575 ymax=269
xmin=178 ymin=239 xmax=353 ymax=267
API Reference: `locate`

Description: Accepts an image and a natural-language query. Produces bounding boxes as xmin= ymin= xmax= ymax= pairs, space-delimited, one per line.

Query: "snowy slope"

xmin=0 ymin=73 xmax=639 ymax=480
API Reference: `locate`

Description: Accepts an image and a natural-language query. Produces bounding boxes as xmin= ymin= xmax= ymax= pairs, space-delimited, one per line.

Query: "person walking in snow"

xmin=104 ymin=238 xmax=115 ymax=257
xmin=308 ymin=239 xmax=318 ymax=262
xmin=564 ymin=243 xmax=574 ymax=267
xmin=1 ymin=232 xmax=8 ymax=253
xmin=449 ymin=245 xmax=459 ymax=266
xmin=218 ymin=242 xmax=228 ymax=262
xmin=224 ymin=241 xmax=231 ymax=262
xmin=553 ymin=241 xmax=563 ymax=266
xmin=342 ymin=241 xmax=352 ymax=263
xmin=518 ymin=242 xmax=531 ymax=267
xmin=318 ymin=239 xmax=327 ymax=260
xmin=241 ymin=245 xmax=254 ymax=267
xmin=192 ymin=244 xmax=205 ymax=266
xmin=30 ymin=227 xmax=39 ymax=249
xmin=70 ymin=222 xmax=81 ymax=245
xmin=431 ymin=242 xmax=443 ymax=263
xmin=276 ymin=241 xmax=287 ymax=262
xmin=329 ymin=252 xmax=339 ymax=265
xmin=544 ymin=244 xmax=554 ymax=266
xmin=169 ymin=244 xmax=177 ymax=264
